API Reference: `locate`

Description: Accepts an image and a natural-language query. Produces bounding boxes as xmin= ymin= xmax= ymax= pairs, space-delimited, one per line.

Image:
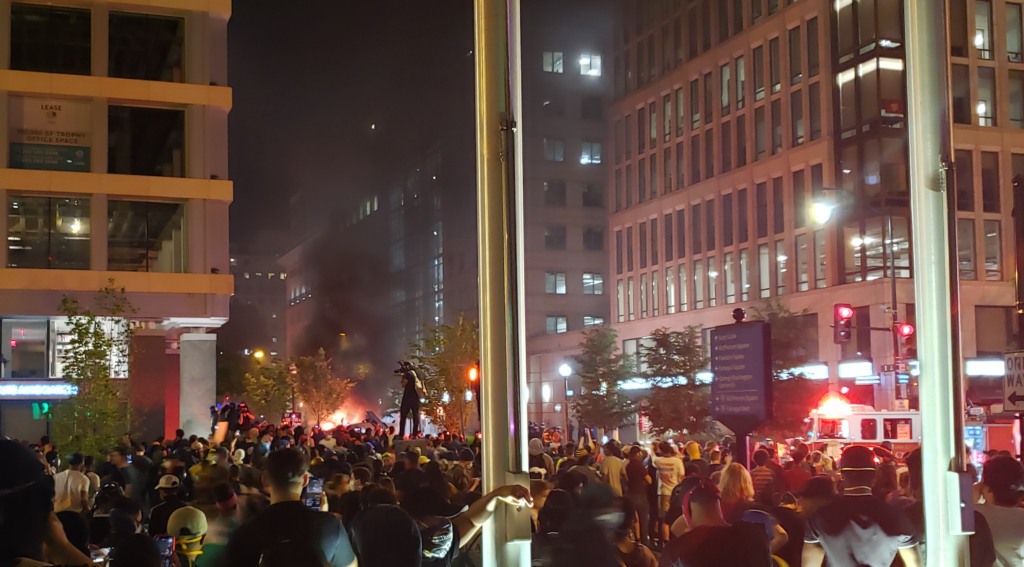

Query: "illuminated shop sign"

xmin=0 ymin=382 xmax=78 ymax=398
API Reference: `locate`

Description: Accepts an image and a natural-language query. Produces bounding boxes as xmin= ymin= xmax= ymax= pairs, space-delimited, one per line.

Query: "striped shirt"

xmin=750 ymin=465 xmax=776 ymax=503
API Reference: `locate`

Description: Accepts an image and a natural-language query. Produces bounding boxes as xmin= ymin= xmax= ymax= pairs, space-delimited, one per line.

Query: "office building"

xmin=221 ymin=229 xmax=288 ymax=358
xmin=0 ymin=0 xmax=232 ymax=439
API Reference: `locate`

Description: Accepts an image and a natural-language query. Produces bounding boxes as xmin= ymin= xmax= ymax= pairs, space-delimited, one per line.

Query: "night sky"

xmin=227 ymin=2 xmax=475 ymax=245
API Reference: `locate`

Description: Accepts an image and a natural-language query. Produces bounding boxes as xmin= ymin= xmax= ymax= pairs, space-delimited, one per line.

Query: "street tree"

xmin=242 ymin=358 xmax=293 ymax=422
xmin=292 ymin=348 xmax=354 ymax=425
xmin=749 ymin=298 xmax=828 ymax=439
xmin=49 ymin=280 xmax=134 ymax=459
xmin=640 ymin=326 xmax=713 ymax=437
xmin=407 ymin=316 xmax=479 ymax=434
xmin=571 ymin=325 xmax=636 ymax=432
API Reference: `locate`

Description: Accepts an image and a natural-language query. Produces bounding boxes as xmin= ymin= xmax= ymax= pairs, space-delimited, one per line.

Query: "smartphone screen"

xmin=91 ymin=548 xmax=110 ymax=563
xmin=305 ymin=477 xmax=324 ymax=510
xmin=155 ymin=536 xmax=175 ymax=567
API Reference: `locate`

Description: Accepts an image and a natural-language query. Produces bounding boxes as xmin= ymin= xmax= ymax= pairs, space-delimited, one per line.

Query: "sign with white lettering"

xmin=711 ymin=321 xmax=773 ymax=434
xmin=8 ymin=97 xmax=91 ymax=172
xmin=0 ymin=382 xmax=78 ymax=399
xmin=1003 ymin=351 xmax=1024 ymax=411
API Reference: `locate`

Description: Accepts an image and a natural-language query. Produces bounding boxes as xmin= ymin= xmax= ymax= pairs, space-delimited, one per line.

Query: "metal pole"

xmin=474 ymin=0 xmax=530 ymax=564
xmin=904 ymin=0 xmax=969 ymax=565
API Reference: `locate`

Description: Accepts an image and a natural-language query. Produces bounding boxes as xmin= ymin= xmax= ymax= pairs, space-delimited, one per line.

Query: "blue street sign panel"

xmin=711 ymin=321 xmax=773 ymax=434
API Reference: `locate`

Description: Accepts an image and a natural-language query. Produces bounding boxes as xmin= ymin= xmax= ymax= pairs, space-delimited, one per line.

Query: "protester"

xmin=149 ymin=474 xmax=186 ymax=536
xmin=975 ymin=455 xmax=1024 ymax=567
xmin=749 ymin=449 xmax=777 ymax=505
xmin=803 ymin=445 xmax=920 ymax=567
xmin=657 ymin=483 xmax=772 ymax=567
xmin=53 ymin=452 xmax=90 ymax=513
xmin=167 ymin=506 xmax=208 ymax=567
xmin=598 ymin=442 xmax=627 ymax=497
xmin=653 ymin=441 xmax=684 ymax=543
xmin=625 ymin=446 xmax=653 ymax=546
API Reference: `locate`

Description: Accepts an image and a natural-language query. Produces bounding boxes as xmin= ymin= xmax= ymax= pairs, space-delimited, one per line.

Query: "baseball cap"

xmin=400 ymin=487 xmax=467 ymax=519
xmin=157 ymin=475 xmax=180 ymax=489
xmin=458 ymin=448 xmax=474 ymax=462
xmin=167 ymin=506 xmax=208 ymax=538
xmin=418 ymin=455 xmax=430 ymax=465
xmin=233 ymin=449 xmax=245 ymax=463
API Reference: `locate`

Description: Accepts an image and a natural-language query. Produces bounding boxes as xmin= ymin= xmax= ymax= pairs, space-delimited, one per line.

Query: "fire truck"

xmin=806 ymin=395 xmax=921 ymax=460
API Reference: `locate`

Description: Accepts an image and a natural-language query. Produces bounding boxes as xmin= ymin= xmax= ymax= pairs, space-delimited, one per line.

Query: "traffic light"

xmin=895 ymin=322 xmax=915 ymax=340
xmin=467 ymin=365 xmax=481 ymax=401
xmin=834 ymin=304 xmax=854 ymax=344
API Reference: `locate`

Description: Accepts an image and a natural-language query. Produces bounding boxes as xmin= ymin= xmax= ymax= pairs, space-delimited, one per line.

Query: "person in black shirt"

xmin=397 ymin=361 xmax=422 ymax=439
xmin=803 ymin=445 xmax=921 ymax=567
xmin=658 ymin=483 xmax=772 ymax=567
xmin=221 ymin=447 xmax=356 ymax=567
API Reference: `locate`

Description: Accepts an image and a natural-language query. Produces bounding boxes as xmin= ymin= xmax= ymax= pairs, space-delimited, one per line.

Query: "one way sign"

xmin=1004 ymin=351 xmax=1024 ymax=411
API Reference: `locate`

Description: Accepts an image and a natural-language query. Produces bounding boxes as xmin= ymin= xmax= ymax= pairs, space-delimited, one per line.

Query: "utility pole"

xmin=474 ymin=0 xmax=531 ymax=565
xmin=905 ymin=0 xmax=970 ymax=565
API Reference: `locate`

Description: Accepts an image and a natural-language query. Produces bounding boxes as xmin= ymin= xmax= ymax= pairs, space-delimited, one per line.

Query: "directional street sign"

xmin=1004 ymin=351 xmax=1024 ymax=411
xmin=711 ymin=321 xmax=773 ymax=434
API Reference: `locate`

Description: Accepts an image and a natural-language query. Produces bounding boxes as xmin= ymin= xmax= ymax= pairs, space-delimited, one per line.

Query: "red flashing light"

xmin=836 ymin=305 xmax=855 ymax=320
xmin=9 ymin=340 xmax=15 ymax=348
xmin=896 ymin=322 xmax=915 ymax=338
xmin=468 ymin=367 xmax=479 ymax=382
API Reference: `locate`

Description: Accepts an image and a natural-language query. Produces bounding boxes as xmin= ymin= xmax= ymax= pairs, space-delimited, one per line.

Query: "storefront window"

xmin=2 ymin=319 xmax=48 ymax=379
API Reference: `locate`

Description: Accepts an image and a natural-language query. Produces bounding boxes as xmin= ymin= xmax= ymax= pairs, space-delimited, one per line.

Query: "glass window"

xmin=776 ymin=240 xmax=788 ymax=295
xmin=769 ymin=38 xmax=781 ymax=93
xmin=981 ymin=152 xmax=1000 ymax=213
xmin=676 ymin=88 xmax=685 ymax=136
xmin=719 ymin=0 xmax=730 ymax=42
xmin=692 ymin=203 xmax=703 ymax=255
xmin=651 ymin=218 xmax=659 ymax=265
xmin=769 ymin=0 xmax=779 ymax=15
xmin=740 ymin=248 xmax=751 ymax=300
xmin=665 ymin=213 xmax=674 ymax=261
xmin=638 ymin=108 xmax=646 ymax=153
xmin=808 ymin=18 xmax=820 ymax=77
xmin=107 ymin=200 xmax=186 ymax=272
xmin=616 ymin=230 xmax=624 ymax=274
xmin=639 ymin=159 xmax=647 ymax=204
xmin=627 ymin=226 xmax=634 ymax=271
xmin=691 ymin=134 xmax=701 ymax=183
xmin=861 ymin=419 xmax=879 ymax=441
xmin=615 ymin=120 xmax=623 ymax=164
xmin=755 ymin=106 xmax=767 ymax=160
xmin=706 ymin=199 xmax=716 ymax=251
xmin=10 ymin=3 xmax=91 ymax=75
xmin=722 ymin=63 xmax=732 ymax=116
xmin=615 ymin=170 xmax=623 ymax=212
xmin=4 ymin=319 xmax=49 ymax=378
xmin=628 ymin=277 xmax=635 ymax=320
xmin=976 ymin=0 xmax=994 ymax=60
xmin=652 ymin=270 xmax=660 ymax=316
xmin=583 ymin=184 xmax=605 ymax=208
xmin=722 ymin=122 xmax=732 ymax=173
xmin=545 ymin=226 xmax=567 ymax=250
xmin=676 ymin=141 xmax=686 ymax=188
xmin=708 ymin=257 xmax=718 ymax=307
xmin=626 ymin=165 xmax=634 ymax=208
xmin=580 ymin=52 xmax=602 ymax=76
xmin=109 ymin=12 xmax=185 ymax=82
xmin=544 ymin=181 xmax=566 ymax=206
xmin=977 ymin=67 xmax=996 ymax=127
xmin=752 ymin=0 xmax=763 ymax=23
xmin=651 ymin=154 xmax=659 ymax=198
xmin=677 ymin=209 xmax=687 ymax=259
xmin=737 ymin=56 xmax=747 ymax=109
xmin=583 ymin=227 xmax=605 ymax=251
xmin=1009 ymin=3 xmax=1024 ymax=63
xmin=108 ymin=106 xmax=186 ymax=177
xmin=754 ymin=46 xmax=766 ymax=101
xmin=796 ymin=234 xmax=810 ymax=291
xmin=737 ymin=114 xmax=748 ymax=167
xmin=546 ymin=316 xmax=568 ymax=334
xmin=664 ymin=95 xmax=672 ymax=142
xmin=883 ymin=418 xmax=913 ymax=440
xmin=951 ymin=0 xmax=970 ymax=56
xmin=679 ymin=264 xmax=689 ymax=311
xmin=704 ymin=73 xmax=714 ymax=124
xmin=705 ymin=129 xmax=715 ymax=179
xmin=640 ymin=273 xmax=648 ymax=318
xmin=690 ymin=79 xmax=701 ymax=129
xmin=580 ymin=142 xmax=602 ymax=165
xmin=738 ymin=188 xmax=749 ymax=243
xmin=734 ymin=0 xmax=745 ymax=34
xmin=664 ymin=147 xmax=674 ymax=192
xmin=617 ymin=280 xmax=625 ymax=322
xmin=625 ymin=115 xmax=633 ymax=159
xmin=583 ymin=273 xmax=604 ymax=295
xmin=725 ymin=252 xmax=736 ymax=304
xmin=689 ymin=6 xmax=699 ymax=59
xmin=543 ymin=138 xmax=565 ymax=161
xmin=650 ymin=102 xmax=658 ymax=148
xmin=543 ymin=51 xmax=564 ymax=73
xmin=583 ymin=316 xmax=605 ymax=327
xmin=792 ymin=91 xmax=805 ymax=146
xmin=773 ymin=178 xmax=785 ymax=234
xmin=771 ymin=99 xmax=783 ymax=154
xmin=1011 ymin=71 xmax=1024 ymax=129
xmin=639 ymin=222 xmax=648 ymax=269
xmin=759 ymin=244 xmax=770 ymax=298
xmin=693 ymin=260 xmax=704 ymax=309
xmin=756 ymin=182 xmax=769 ymax=238
xmin=809 ymin=84 xmax=822 ymax=140
xmin=958 ymin=218 xmax=976 ymax=280
xmin=984 ymin=220 xmax=1002 ymax=280
xmin=7 ymin=196 xmax=90 ymax=270
xmin=666 ymin=269 xmax=677 ymax=314
xmin=545 ymin=272 xmax=567 ymax=294
xmin=793 ymin=170 xmax=806 ymax=229
xmin=955 ymin=150 xmax=975 ymax=211
xmin=723 ymin=193 xmax=734 ymax=247
xmin=814 ymin=229 xmax=827 ymax=288
xmin=701 ymin=0 xmax=712 ymax=51
xmin=952 ymin=65 xmax=972 ymax=125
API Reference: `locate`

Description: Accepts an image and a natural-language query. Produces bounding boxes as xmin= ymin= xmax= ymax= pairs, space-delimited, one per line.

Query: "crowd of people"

xmin=2 ymin=421 xmax=1024 ymax=567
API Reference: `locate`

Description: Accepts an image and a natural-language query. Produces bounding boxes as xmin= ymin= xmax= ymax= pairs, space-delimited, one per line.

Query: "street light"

xmin=252 ymin=350 xmax=265 ymax=360
xmin=558 ymin=364 xmax=572 ymax=378
xmin=810 ymin=201 xmax=835 ymax=224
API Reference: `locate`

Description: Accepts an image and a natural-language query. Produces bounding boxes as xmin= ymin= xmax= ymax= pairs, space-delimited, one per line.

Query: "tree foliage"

xmin=292 ymin=348 xmax=354 ymax=425
xmin=571 ymin=325 xmax=636 ymax=431
xmin=406 ymin=316 xmax=479 ymax=434
xmin=242 ymin=358 xmax=293 ymax=422
xmin=749 ymin=298 xmax=826 ymax=439
xmin=640 ymin=326 xmax=713 ymax=436
xmin=49 ymin=280 xmax=134 ymax=459
xmin=216 ymin=351 xmax=251 ymax=399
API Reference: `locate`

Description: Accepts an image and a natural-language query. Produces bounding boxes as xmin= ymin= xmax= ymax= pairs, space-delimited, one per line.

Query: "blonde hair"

xmin=718 ymin=463 xmax=755 ymax=503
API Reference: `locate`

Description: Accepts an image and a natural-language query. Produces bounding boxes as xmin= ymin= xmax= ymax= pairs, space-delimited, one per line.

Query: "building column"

xmin=179 ymin=333 xmax=216 ymax=437
xmin=0 ymin=0 xmax=11 ymax=71
xmin=90 ymin=100 xmax=107 ymax=174
xmin=0 ymin=188 xmax=6 ymax=268
xmin=91 ymin=4 xmax=108 ymax=78
xmin=186 ymin=199 xmax=206 ymax=274
xmin=90 ymin=193 xmax=107 ymax=270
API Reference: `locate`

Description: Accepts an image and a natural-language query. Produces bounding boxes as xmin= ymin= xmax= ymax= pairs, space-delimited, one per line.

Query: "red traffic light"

xmin=836 ymin=305 xmax=855 ymax=320
xmin=834 ymin=303 xmax=854 ymax=344
xmin=468 ymin=367 xmax=479 ymax=382
xmin=895 ymin=322 xmax=915 ymax=338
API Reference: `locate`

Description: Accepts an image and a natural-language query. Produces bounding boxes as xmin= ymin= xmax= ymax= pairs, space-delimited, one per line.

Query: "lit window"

xmin=580 ymin=52 xmax=602 ymax=76
xmin=272 ymin=313 xmax=277 ymax=319
xmin=583 ymin=316 xmax=605 ymax=326
xmin=583 ymin=273 xmax=604 ymax=295
xmin=244 ymin=272 xmax=250 ymax=279
xmin=546 ymin=316 xmax=568 ymax=334
xmin=255 ymin=273 xmax=262 ymax=277
xmin=272 ymin=337 xmax=278 ymax=343
xmin=280 ymin=273 xmax=287 ymax=279
xmin=545 ymin=272 xmax=567 ymax=294
xmin=230 ymin=258 xmax=236 ymax=266
xmin=269 ymin=273 xmax=275 ymax=278
xmin=580 ymin=142 xmax=602 ymax=165
xmin=270 ymin=351 xmax=278 ymax=356
xmin=543 ymin=51 xmax=564 ymax=73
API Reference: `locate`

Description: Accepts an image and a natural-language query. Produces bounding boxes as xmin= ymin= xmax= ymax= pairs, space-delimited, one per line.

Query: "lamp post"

xmin=559 ymin=363 xmax=572 ymax=444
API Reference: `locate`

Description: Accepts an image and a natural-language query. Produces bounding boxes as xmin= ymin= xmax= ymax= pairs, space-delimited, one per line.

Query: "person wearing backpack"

xmin=220 ymin=447 xmax=356 ymax=567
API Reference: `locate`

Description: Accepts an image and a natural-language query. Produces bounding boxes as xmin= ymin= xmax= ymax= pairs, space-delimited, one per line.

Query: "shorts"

xmin=658 ymin=494 xmax=672 ymax=519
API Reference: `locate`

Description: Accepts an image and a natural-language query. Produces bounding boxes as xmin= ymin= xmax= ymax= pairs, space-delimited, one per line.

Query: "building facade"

xmin=0 ymin=0 xmax=232 ymax=440
xmin=222 ymin=229 xmax=287 ymax=358
xmin=556 ymin=0 xmax=1024 ymax=433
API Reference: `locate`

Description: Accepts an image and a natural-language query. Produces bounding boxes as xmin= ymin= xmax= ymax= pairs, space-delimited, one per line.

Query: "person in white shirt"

xmin=598 ymin=442 xmax=627 ymax=497
xmin=652 ymin=440 xmax=685 ymax=542
xmin=976 ymin=456 xmax=1024 ymax=567
xmin=53 ymin=453 xmax=91 ymax=513
xmin=83 ymin=455 xmax=101 ymax=507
